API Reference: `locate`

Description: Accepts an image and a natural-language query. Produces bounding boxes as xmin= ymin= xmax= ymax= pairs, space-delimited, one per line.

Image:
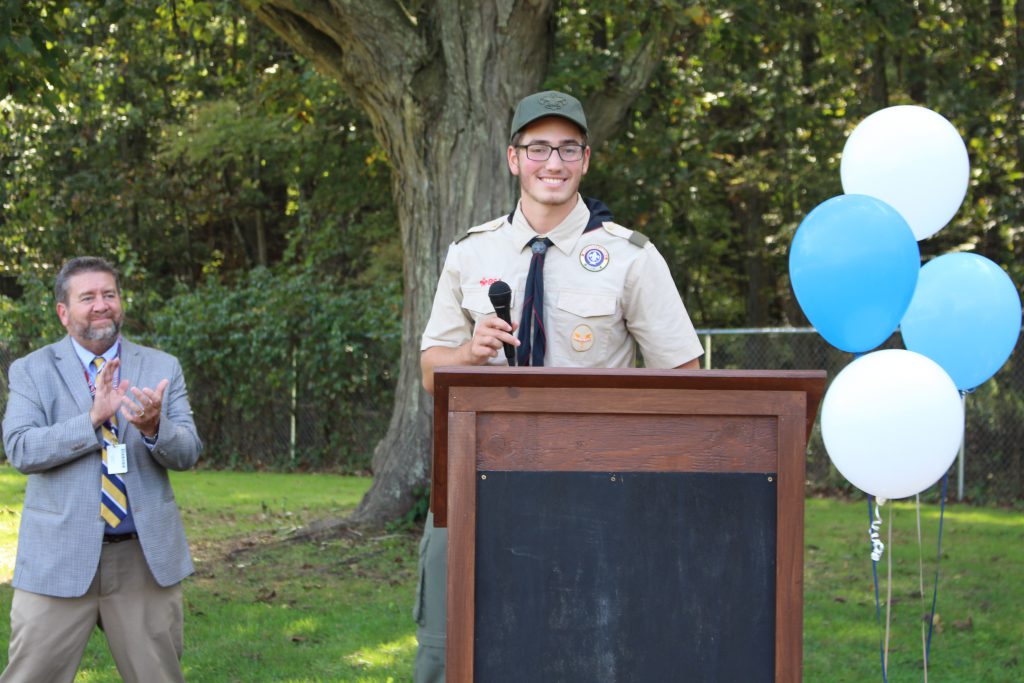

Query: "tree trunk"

xmin=247 ymin=0 xmax=682 ymax=527
xmin=1015 ymin=0 xmax=1024 ymax=171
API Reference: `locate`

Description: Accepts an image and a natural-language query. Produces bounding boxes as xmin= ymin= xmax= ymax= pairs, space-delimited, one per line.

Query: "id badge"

xmin=106 ymin=444 xmax=128 ymax=474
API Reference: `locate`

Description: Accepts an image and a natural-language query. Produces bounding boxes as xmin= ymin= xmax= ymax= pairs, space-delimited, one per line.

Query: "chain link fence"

xmin=180 ymin=375 xmax=392 ymax=473
xmin=0 ymin=338 xmax=393 ymax=473
xmin=696 ymin=328 xmax=1024 ymax=506
xmin=2 ymin=330 xmax=1022 ymax=504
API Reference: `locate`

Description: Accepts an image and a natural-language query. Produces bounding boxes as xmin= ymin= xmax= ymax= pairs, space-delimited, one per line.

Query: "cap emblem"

xmin=539 ymin=94 xmax=568 ymax=111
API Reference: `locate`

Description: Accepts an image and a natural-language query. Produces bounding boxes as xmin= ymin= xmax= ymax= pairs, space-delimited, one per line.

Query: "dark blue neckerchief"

xmin=512 ymin=198 xmax=614 ymax=366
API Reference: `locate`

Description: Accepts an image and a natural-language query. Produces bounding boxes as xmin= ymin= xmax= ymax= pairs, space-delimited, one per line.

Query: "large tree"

xmin=247 ymin=0 xmax=690 ymax=525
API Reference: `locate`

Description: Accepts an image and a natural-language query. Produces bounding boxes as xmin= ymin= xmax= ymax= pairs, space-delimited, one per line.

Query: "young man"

xmin=1 ymin=257 xmax=202 ymax=683
xmin=414 ymin=90 xmax=703 ymax=681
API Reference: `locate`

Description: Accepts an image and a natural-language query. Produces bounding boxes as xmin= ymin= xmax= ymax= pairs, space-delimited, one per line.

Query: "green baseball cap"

xmin=510 ymin=90 xmax=588 ymax=140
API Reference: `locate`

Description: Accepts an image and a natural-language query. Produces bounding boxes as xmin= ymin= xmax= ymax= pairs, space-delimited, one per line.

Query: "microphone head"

xmin=488 ymin=280 xmax=512 ymax=308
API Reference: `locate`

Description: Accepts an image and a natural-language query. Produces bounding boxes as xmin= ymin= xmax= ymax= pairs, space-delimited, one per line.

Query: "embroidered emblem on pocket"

xmin=580 ymin=245 xmax=609 ymax=272
xmin=571 ymin=324 xmax=594 ymax=352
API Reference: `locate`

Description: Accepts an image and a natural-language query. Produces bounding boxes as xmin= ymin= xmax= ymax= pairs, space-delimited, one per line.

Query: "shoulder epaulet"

xmin=455 ymin=218 xmax=506 ymax=244
xmin=602 ymin=222 xmax=650 ymax=248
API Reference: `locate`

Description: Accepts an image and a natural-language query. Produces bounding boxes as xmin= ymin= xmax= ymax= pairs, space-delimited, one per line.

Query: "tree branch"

xmin=245 ymin=0 xmax=426 ymax=109
xmin=584 ymin=7 xmax=683 ymax=148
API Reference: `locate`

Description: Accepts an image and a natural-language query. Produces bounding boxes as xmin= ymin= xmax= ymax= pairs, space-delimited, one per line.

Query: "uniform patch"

xmin=571 ymin=324 xmax=594 ymax=352
xmin=580 ymin=244 xmax=609 ymax=272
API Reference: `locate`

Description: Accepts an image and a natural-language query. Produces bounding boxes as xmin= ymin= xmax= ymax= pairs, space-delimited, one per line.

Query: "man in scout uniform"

xmin=415 ymin=90 xmax=703 ymax=681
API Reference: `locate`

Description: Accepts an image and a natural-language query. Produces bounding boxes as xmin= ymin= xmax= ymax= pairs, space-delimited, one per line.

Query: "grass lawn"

xmin=803 ymin=496 xmax=1023 ymax=682
xmin=0 ymin=468 xmax=417 ymax=682
xmin=0 ymin=466 xmax=1021 ymax=681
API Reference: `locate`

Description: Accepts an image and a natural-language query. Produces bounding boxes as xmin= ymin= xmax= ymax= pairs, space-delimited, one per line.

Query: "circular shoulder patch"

xmin=579 ymin=244 xmax=610 ymax=272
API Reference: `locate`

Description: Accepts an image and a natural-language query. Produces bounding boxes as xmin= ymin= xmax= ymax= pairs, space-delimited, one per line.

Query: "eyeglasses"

xmin=515 ymin=143 xmax=586 ymax=162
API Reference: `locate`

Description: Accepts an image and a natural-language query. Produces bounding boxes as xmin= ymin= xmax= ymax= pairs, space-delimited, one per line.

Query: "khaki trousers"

xmin=0 ymin=538 xmax=184 ymax=683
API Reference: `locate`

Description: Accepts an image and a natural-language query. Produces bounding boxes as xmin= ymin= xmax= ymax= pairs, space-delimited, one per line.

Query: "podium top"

xmin=435 ymin=365 xmax=825 ymax=386
xmin=434 ymin=367 xmax=826 ymax=437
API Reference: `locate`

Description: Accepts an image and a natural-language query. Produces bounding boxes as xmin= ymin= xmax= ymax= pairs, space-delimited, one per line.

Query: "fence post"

xmin=702 ymin=333 xmax=712 ymax=370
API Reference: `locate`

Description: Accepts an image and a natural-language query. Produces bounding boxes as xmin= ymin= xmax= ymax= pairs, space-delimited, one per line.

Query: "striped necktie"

xmin=516 ymin=237 xmax=553 ymax=366
xmin=93 ymin=357 xmax=128 ymax=528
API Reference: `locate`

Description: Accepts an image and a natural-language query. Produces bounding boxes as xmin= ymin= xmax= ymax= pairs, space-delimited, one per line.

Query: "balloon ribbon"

xmin=925 ymin=474 xmax=949 ymax=673
xmin=868 ymin=496 xmax=889 ymax=683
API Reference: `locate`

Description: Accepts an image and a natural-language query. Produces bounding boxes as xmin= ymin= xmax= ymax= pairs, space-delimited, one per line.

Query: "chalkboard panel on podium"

xmin=431 ymin=368 xmax=826 ymax=683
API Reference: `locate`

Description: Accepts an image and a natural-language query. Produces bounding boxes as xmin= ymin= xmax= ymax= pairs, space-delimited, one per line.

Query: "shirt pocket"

xmin=462 ymin=282 xmax=518 ymax=322
xmin=555 ymin=291 xmax=617 ymax=318
xmin=462 ymin=287 xmax=493 ymax=321
xmin=550 ymin=290 xmax=621 ymax=365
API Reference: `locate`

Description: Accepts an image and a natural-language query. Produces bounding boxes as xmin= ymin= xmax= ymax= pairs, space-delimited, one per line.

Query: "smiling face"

xmin=508 ymin=116 xmax=590 ymax=229
xmin=56 ymin=270 xmax=124 ymax=355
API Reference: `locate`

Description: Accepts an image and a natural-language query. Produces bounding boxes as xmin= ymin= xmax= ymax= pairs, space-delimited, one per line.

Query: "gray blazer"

xmin=2 ymin=336 xmax=202 ymax=597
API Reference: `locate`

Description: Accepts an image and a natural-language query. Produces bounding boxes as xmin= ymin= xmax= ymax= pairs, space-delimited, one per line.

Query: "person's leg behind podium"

xmin=413 ymin=511 xmax=447 ymax=683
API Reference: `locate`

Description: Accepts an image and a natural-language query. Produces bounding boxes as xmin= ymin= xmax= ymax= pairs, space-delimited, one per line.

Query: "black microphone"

xmin=487 ymin=280 xmax=516 ymax=366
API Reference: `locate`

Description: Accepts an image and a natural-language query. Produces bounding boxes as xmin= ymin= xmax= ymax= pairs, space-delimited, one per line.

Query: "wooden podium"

xmin=431 ymin=367 xmax=826 ymax=682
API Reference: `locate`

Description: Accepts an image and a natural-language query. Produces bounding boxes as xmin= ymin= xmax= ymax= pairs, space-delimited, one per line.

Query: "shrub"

xmin=149 ymin=267 xmax=401 ymax=471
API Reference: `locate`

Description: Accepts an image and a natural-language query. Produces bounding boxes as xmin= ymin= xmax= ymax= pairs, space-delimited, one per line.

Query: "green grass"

xmin=0 ymin=467 xmax=417 ymax=682
xmin=803 ymin=497 xmax=1024 ymax=682
xmin=0 ymin=467 xmax=1021 ymax=681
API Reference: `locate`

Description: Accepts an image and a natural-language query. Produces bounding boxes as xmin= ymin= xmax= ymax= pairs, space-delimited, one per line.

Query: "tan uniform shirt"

xmin=421 ymin=195 xmax=703 ymax=369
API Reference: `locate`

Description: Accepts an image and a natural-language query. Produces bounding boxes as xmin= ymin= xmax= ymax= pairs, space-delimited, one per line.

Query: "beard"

xmin=77 ymin=316 xmax=122 ymax=345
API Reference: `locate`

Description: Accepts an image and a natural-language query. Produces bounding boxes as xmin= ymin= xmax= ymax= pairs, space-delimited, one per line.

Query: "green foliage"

xmin=0 ymin=0 xmax=69 ymax=112
xmin=5 ymin=0 xmax=1021 ymax=331
xmin=0 ymin=276 xmax=63 ymax=354
xmin=150 ymin=268 xmax=401 ymax=471
xmin=2 ymin=0 xmax=1023 ymax=498
xmin=1 ymin=0 xmax=403 ymax=472
xmin=556 ymin=0 xmax=1023 ymax=329
xmin=1 ymin=0 xmax=398 ymax=311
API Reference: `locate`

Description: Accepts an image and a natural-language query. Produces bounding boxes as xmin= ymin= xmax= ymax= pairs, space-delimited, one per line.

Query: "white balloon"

xmin=840 ymin=105 xmax=969 ymax=241
xmin=821 ymin=349 xmax=964 ymax=499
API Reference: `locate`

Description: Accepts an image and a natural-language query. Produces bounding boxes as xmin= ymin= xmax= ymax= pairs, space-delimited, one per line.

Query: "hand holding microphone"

xmin=487 ymin=281 xmax=517 ymax=366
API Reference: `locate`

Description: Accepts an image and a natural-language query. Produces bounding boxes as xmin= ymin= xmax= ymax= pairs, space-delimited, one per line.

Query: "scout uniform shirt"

xmin=421 ymin=195 xmax=703 ymax=369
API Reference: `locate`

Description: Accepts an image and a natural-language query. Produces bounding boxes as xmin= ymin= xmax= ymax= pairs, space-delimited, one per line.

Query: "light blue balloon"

xmin=900 ymin=253 xmax=1022 ymax=390
xmin=789 ymin=195 xmax=920 ymax=353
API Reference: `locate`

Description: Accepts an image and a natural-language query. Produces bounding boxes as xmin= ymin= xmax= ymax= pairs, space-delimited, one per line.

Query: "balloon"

xmin=901 ymin=253 xmax=1022 ymax=390
xmin=841 ymin=105 xmax=969 ymax=241
xmin=821 ymin=349 xmax=964 ymax=500
xmin=789 ymin=194 xmax=920 ymax=353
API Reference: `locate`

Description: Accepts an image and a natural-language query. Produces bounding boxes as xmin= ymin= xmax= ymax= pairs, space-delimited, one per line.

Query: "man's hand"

xmin=465 ymin=315 xmax=519 ymax=365
xmin=89 ymin=358 xmax=127 ymax=428
xmin=421 ymin=316 xmax=519 ymax=395
xmin=120 ymin=379 xmax=170 ymax=438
